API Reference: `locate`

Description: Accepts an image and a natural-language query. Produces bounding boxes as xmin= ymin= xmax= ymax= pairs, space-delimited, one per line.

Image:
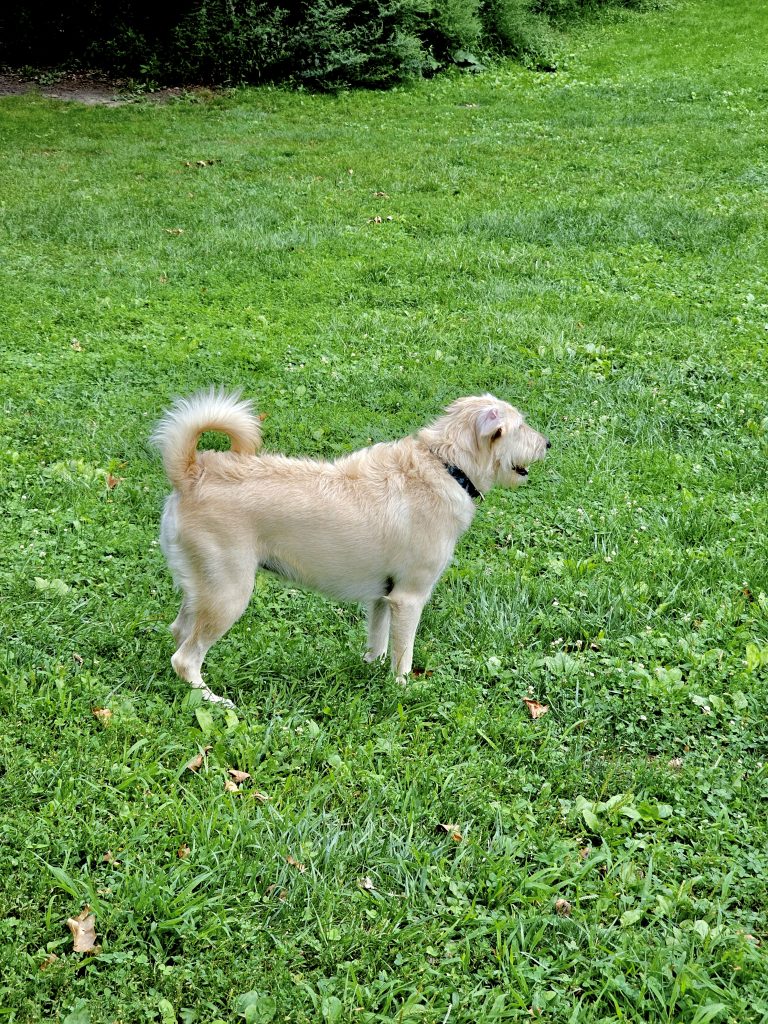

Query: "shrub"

xmin=483 ymin=0 xmax=563 ymax=70
xmin=0 ymin=0 xmax=655 ymax=88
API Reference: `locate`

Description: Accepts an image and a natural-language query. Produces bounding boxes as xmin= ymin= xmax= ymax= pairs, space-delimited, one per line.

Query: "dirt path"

xmin=0 ymin=70 xmax=188 ymax=105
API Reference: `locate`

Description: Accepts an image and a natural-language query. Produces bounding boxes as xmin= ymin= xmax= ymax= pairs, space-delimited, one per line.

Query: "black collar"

xmin=443 ymin=462 xmax=483 ymax=500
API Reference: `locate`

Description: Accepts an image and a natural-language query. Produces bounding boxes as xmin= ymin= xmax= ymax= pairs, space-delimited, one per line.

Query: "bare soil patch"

xmin=0 ymin=69 xmax=193 ymax=105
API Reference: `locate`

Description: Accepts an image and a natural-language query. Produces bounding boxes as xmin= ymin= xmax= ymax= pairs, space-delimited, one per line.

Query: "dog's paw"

xmin=200 ymin=686 xmax=236 ymax=710
xmin=395 ymin=674 xmax=408 ymax=687
xmin=363 ymin=650 xmax=386 ymax=664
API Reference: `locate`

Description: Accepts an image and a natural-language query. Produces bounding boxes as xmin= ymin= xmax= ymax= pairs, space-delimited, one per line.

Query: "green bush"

xmin=0 ymin=0 xmax=655 ymax=88
xmin=483 ymin=0 xmax=563 ymax=69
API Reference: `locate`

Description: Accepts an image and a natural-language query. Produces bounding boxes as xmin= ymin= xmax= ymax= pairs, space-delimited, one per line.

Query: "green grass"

xmin=1 ymin=1 xmax=768 ymax=1021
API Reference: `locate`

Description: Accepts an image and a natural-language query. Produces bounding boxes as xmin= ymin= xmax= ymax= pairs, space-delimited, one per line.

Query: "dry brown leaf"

xmin=102 ymin=850 xmax=121 ymax=865
xmin=252 ymin=790 xmax=270 ymax=803
xmin=436 ymin=823 xmax=463 ymax=843
xmin=165 ymin=227 xmax=185 ymax=235
xmin=223 ymin=779 xmax=240 ymax=793
xmin=106 ymin=473 xmax=123 ymax=490
xmin=264 ymin=883 xmax=288 ymax=901
xmin=258 ymin=411 xmax=269 ymax=422
xmin=523 ymin=697 xmax=549 ymax=719
xmin=579 ymin=846 xmax=591 ymax=860
xmin=227 ymin=768 xmax=251 ymax=783
xmin=177 ymin=843 xmax=191 ymax=859
xmin=39 ymin=952 xmax=59 ymax=971
xmin=92 ymin=706 xmax=112 ymax=727
xmin=66 ymin=907 xmax=100 ymax=954
xmin=555 ymin=898 xmax=572 ymax=917
xmin=373 ymin=190 xmax=390 ymax=198
xmin=184 ymin=745 xmax=212 ymax=773
xmin=70 ymin=339 xmax=83 ymax=352
xmin=668 ymin=757 xmax=684 ymax=770
xmin=286 ymin=855 xmax=306 ymax=873
xmin=73 ymin=652 xmax=84 ymax=666
xmin=358 ymin=876 xmax=375 ymax=891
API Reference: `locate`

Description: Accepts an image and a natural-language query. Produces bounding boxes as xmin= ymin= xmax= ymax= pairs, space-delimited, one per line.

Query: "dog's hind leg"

xmin=388 ymin=592 xmax=428 ymax=685
xmin=170 ymin=598 xmax=194 ymax=646
xmin=364 ymin=599 xmax=391 ymax=663
xmin=170 ymin=554 xmax=256 ymax=707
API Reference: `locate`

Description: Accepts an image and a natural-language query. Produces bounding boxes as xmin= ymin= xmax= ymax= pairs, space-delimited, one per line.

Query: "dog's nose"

xmin=546 ymin=439 xmax=552 ymax=449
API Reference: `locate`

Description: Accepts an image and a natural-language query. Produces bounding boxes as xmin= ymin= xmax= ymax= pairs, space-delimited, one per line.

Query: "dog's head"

xmin=424 ymin=395 xmax=550 ymax=492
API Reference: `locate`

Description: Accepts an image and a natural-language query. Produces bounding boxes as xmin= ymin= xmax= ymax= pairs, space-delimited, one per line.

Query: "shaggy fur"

xmin=152 ymin=390 xmax=549 ymax=706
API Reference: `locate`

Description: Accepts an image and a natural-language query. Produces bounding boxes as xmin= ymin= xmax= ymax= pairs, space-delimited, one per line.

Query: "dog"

xmin=152 ymin=390 xmax=550 ymax=706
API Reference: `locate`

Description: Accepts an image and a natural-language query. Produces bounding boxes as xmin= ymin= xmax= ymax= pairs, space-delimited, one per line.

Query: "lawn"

xmin=1 ymin=1 xmax=767 ymax=1021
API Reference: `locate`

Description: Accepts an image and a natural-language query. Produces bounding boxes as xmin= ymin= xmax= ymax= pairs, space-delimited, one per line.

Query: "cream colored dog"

xmin=153 ymin=390 xmax=550 ymax=706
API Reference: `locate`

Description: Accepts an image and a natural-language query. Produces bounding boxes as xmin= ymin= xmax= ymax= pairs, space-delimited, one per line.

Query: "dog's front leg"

xmin=364 ymin=599 xmax=391 ymax=663
xmin=388 ymin=593 xmax=428 ymax=685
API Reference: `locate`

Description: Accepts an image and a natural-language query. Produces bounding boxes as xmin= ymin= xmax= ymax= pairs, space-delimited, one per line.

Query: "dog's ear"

xmin=476 ymin=405 xmax=502 ymax=439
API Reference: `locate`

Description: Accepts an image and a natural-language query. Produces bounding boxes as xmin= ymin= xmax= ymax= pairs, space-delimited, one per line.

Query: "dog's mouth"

xmin=513 ymin=465 xmax=529 ymax=477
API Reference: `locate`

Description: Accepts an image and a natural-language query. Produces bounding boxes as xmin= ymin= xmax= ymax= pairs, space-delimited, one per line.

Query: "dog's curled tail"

xmin=152 ymin=389 xmax=262 ymax=487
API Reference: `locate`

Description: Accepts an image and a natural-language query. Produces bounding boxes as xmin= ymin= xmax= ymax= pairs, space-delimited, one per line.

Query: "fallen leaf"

xmin=286 ymin=855 xmax=306 ymax=873
xmin=373 ymin=190 xmax=389 ymax=198
xmin=184 ymin=745 xmax=212 ymax=772
xmin=668 ymin=756 xmax=683 ymax=770
xmin=436 ymin=823 xmax=463 ymax=843
xmin=102 ymin=850 xmax=121 ymax=865
xmin=579 ymin=846 xmax=591 ymax=860
xmin=252 ymin=790 xmax=270 ymax=803
xmin=264 ymin=884 xmax=287 ymax=901
xmin=66 ymin=907 xmax=100 ymax=954
xmin=555 ymin=898 xmax=572 ymax=917
xmin=106 ymin=473 xmax=123 ymax=490
xmin=258 ymin=411 xmax=269 ymax=422
xmin=745 ymin=933 xmax=761 ymax=946
xmin=159 ymin=274 xmax=168 ymax=284
xmin=164 ymin=227 xmax=185 ymax=235
xmin=411 ymin=667 xmax=434 ymax=678
xmin=358 ymin=876 xmax=375 ymax=891
xmin=523 ymin=697 xmax=549 ymax=719
xmin=70 ymin=339 xmax=83 ymax=351
xmin=227 ymin=768 xmax=251 ymax=783
xmin=223 ymin=779 xmax=240 ymax=793
xmin=177 ymin=843 xmax=191 ymax=859
xmin=369 ymin=215 xmax=383 ymax=224
xmin=39 ymin=952 xmax=59 ymax=971
xmin=92 ymin=707 xmax=112 ymax=727
xmin=73 ymin=652 xmax=84 ymax=666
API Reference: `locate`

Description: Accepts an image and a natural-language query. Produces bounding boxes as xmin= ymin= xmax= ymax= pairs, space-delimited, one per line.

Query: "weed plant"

xmin=1 ymin=1 xmax=767 ymax=1021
